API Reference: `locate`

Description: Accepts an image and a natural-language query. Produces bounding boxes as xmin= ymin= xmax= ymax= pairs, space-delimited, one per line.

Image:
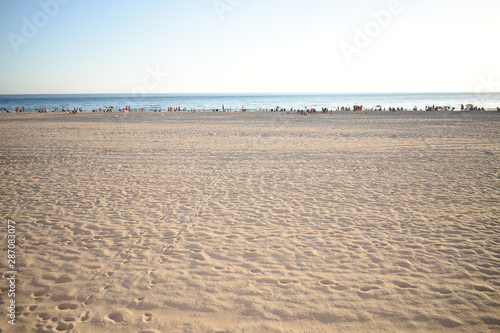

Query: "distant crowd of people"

xmin=2 ymin=104 xmax=498 ymax=114
xmin=460 ymin=104 xmax=486 ymax=111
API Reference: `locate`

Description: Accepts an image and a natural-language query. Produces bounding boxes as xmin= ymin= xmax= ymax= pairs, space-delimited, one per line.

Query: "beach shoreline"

xmin=1 ymin=92 xmax=499 ymax=114
xmin=1 ymin=107 xmax=499 ymax=114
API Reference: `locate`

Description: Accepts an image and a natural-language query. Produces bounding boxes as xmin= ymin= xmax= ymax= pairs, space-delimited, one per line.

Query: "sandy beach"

xmin=0 ymin=111 xmax=499 ymax=332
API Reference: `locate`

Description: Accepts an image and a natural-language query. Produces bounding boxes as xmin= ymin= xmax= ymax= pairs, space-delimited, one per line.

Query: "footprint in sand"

xmin=15 ymin=305 xmax=24 ymax=316
xmin=190 ymin=253 xmax=206 ymax=261
xmin=394 ymin=281 xmax=416 ymax=289
xmin=357 ymin=286 xmax=382 ymax=299
xmin=80 ymin=311 xmax=90 ymax=322
xmin=278 ymin=279 xmax=298 ymax=285
xmin=142 ymin=313 xmax=153 ymax=322
xmin=28 ymin=305 xmax=38 ymax=312
xmin=56 ymin=322 xmax=74 ymax=331
xmin=38 ymin=313 xmax=52 ymax=321
xmin=250 ymin=268 xmax=262 ymax=274
xmin=319 ymin=279 xmax=335 ymax=286
xmin=107 ymin=312 xmax=124 ymax=323
xmin=32 ymin=291 xmax=46 ymax=301
xmin=42 ymin=274 xmax=57 ymax=281
xmin=102 ymin=282 xmax=114 ymax=290
xmin=57 ymin=303 xmax=78 ymax=311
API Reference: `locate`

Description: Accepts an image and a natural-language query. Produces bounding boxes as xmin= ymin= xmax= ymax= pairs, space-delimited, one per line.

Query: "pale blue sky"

xmin=0 ymin=0 xmax=498 ymax=94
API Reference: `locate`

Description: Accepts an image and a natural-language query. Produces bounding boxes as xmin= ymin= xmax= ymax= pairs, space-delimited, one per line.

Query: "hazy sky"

xmin=0 ymin=0 xmax=498 ymax=94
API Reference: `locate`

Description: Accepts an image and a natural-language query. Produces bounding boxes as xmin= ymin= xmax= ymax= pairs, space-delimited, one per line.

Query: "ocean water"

xmin=0 ymin=93 xmax=499 ymax=112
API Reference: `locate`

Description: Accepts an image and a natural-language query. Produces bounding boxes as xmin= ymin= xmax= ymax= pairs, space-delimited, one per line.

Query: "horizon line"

xmin=1 ymin=91 xmax=499 ymax=96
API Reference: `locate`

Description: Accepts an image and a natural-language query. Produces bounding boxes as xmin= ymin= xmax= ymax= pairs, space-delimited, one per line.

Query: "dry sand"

xmin=0 ymin=111 xmax=499 ymax=332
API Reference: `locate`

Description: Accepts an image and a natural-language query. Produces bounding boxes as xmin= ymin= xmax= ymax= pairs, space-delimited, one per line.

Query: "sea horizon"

xmin=1 ymin=91 xmax=499 ymax=96
xmin=1 ymin=92 xmax=499 ymax=112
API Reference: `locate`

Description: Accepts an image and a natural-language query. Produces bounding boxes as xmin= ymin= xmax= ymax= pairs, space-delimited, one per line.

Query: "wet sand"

xmin=0 ymin=111 xmax=499 ymax=332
